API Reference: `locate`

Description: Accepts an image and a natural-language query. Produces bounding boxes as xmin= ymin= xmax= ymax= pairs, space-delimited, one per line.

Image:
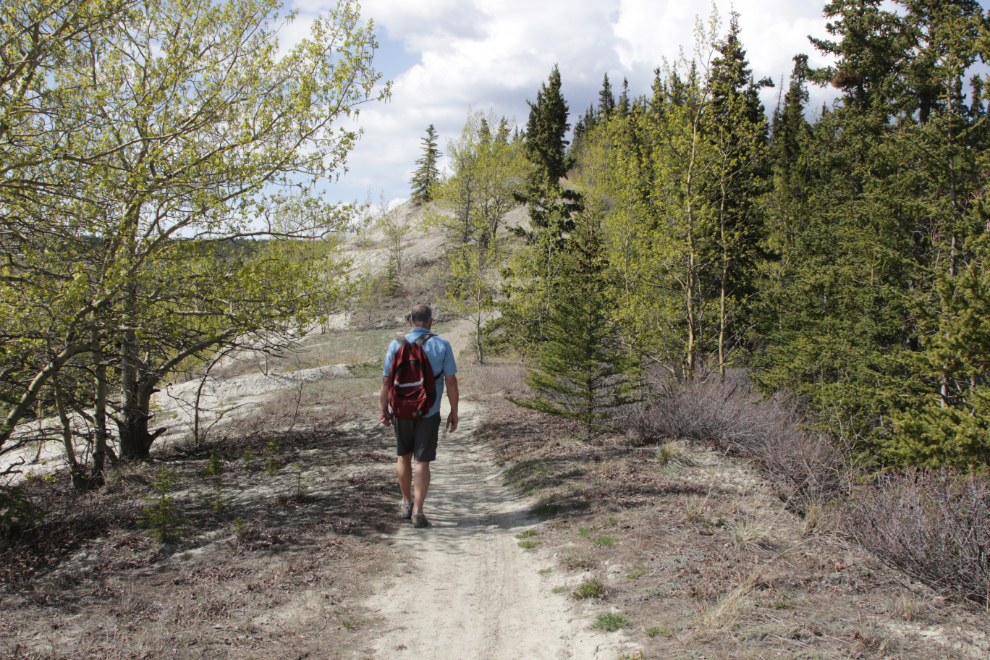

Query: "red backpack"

xmin=388 ymin=333 xmax=441 ymax=419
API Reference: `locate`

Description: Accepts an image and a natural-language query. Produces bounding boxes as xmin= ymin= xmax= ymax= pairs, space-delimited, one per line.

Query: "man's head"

xmin=408 ymin=304 xmax=433 ymax=328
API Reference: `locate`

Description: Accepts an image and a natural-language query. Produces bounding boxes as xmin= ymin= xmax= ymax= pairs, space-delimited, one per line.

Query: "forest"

xmin=2 ymin=0 xmax=990 ymax=645
xmin=425 ymin=2 xmax=990 ymax=470
xmin=412 ymin=0 xmax=990 ymax=606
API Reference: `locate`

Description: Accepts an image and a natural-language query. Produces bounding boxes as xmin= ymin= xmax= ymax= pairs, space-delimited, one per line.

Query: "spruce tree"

xmin=410 ymin=124 xmax=441 ymax=204
xmin=495 ymin=66 xmax=583 ymax=356
xmin=598 ymin=73 xmax=615 ymax=120
xmin=509 ymin=213 xmax=638 ymax=440
xmin=617 ymin=78 xmax=630 ymax=117
xmin=523 ymin=64 xmax=572 ymax=183
xmin=704 ymin=11 xmax=772 ymax=379
xmin=755 ymin=0 xmax=988 ymax=464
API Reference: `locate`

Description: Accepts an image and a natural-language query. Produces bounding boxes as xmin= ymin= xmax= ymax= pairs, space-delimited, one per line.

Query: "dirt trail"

xmin=364 ymin=391 xmax=634 ymax=659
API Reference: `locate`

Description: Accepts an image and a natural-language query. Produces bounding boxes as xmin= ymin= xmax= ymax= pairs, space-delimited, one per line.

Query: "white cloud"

xmin=290 ymin=0 xmax=843 ymax=205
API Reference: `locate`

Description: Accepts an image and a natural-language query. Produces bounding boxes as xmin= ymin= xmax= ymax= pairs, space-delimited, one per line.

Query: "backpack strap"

xmin=412 ymin=332 xmax=444 ymax=381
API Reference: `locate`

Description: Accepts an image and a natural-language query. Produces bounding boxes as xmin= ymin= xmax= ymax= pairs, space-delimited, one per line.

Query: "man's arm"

xmin=379 ymin=376 xmax=392 ymax=426
xmin=445 ymin=374 xmax=458 ymax=432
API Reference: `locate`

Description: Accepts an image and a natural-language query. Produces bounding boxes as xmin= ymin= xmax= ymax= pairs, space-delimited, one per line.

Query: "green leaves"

xmin=0 ymin=0 xmax=383 ymax=463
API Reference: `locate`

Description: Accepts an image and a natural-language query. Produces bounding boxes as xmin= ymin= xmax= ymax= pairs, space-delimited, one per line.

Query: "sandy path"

xmin=364 ymin=393 xmax=633 ymax=660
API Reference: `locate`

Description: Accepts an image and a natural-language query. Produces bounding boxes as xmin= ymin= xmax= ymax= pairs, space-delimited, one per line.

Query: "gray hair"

xmin=409 ymin=304 xmax=432 ymax=325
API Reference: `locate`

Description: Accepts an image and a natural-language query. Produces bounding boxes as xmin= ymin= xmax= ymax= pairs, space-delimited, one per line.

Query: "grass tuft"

xmin=571 ymin=578 xmax=605 ymax=600
xmin=655 ymin=440 xmax=682 ymax=467
xmin=590 ymin=612 xmax=628 ymax=631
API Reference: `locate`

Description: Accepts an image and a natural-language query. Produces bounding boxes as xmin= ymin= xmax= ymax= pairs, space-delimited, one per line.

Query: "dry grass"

xmin=732 ymin=519 xmax=771 ymax=550
xmin=655 ymin=440 xmax=682 ymax=467
xmin=697 ymin=572 xmax=758 ymax=630
xmin=456 ymin=361 xmax=532 ymax=403
xmin=629 ymin=370 xmax=990 ymax=612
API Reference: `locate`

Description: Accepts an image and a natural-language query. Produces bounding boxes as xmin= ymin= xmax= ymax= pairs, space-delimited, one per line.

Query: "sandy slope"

xmin=364 ymin=394 xmax=635 ymax=660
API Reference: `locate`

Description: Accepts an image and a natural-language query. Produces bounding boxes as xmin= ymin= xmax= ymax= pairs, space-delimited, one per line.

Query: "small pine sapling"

xmin=207 ymin=477 xmax=229 ymax=513
xmin=205 ymin=446 xmax=224 ymax=476
xmin=264 ymin=439 xmax=281 ymax=476
xmin=242 ymin=448 xmax=257 ymax=471
xmin=291 ymin=462 xmax=309 ymax=498
xmin=138 ymin=466 xmax=190 ymax=544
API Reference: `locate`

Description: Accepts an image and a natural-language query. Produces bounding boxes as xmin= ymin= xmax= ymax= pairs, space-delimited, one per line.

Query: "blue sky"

xmin=284 ymin=0 xmax=967 ymax=208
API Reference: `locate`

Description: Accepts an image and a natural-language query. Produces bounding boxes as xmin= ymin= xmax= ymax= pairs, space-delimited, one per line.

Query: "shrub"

xmin=242 ymin=448 xmax=257 ymax=471
xmin=632 ymin=371 xmax=849 ymax=510
xmin=843 ymin=468 xmax=990 ymax=607
xmin=207 ymin=477 xmax=229 ymax=513
xmin=264 ymin=440 xmax=281 ymax=476
xmin=291 ymin=463 xmax=309 ymax=498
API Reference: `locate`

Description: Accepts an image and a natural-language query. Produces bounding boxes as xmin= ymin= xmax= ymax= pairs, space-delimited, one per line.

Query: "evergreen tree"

xmin=704 ymin=11 xmax=772 ymax=379
xmin=523 ymin=64 xmax=572 ymax=183
xmin=598 ymin=73 xmax=616 ymax=120
xmin=493 ymin=66 xmax=584 ymax=356
xmin=755 ymin=0 xmax=989 ymax=465
xmin=410 ymin=124 xmax=441 ymax=203
xmin=509 ymin=213 xmax=638 ymax=440
xmin=618 ymin=78 xmax=630 ymax=117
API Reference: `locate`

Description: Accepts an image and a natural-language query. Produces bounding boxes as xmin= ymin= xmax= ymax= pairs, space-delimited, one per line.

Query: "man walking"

xmin=380 ymin=304 xmax=458 ymax=528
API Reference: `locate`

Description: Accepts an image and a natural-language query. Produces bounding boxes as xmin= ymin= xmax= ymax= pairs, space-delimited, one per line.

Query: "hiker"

xmin=380 ymin=304 xmax=458 ymax=528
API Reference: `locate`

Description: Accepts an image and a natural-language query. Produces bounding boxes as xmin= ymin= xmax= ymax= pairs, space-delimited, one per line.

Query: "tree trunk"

xmin=53 ymin=377 xmax=86 ymax=491
xmin=90 ymin=331 xmax=108 ymax=485
xmin=117 ymin=381 xmax=163 ymax=460
xmin=117 ymin=313 xmax=159 ymax=460
xmin=719 ymin=181 xmax=728 ymax=384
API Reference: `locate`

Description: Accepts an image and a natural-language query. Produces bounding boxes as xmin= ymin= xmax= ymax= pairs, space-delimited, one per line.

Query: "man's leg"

xmin=412 ymin=461 xmax=430 ymax=515
xmin=396 ymin=452 xmax=413 ymax=504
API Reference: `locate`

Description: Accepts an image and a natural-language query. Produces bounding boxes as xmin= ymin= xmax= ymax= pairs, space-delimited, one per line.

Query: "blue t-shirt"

xmin=383 ymin=327 xmax=457 ymax=418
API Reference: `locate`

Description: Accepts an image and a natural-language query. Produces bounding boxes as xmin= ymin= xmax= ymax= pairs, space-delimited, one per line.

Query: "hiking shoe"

xmin=400 ymin=503 xmax=413 ymax=520
xmin=412 ymin=513 xmax=428 ymax=528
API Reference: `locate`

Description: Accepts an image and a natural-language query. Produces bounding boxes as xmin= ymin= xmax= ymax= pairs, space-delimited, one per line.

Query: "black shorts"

xmin=393 ymin=412 xmax=441 ymax=462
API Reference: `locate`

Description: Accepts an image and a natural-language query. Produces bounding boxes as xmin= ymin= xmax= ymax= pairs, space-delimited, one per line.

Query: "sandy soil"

xmin=364 ymin=398 xmax=637 ymax=660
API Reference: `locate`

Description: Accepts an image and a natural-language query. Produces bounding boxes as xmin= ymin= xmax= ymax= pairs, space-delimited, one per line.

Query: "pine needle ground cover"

xmin=464 ymin=362 xmax=990 ymax=660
